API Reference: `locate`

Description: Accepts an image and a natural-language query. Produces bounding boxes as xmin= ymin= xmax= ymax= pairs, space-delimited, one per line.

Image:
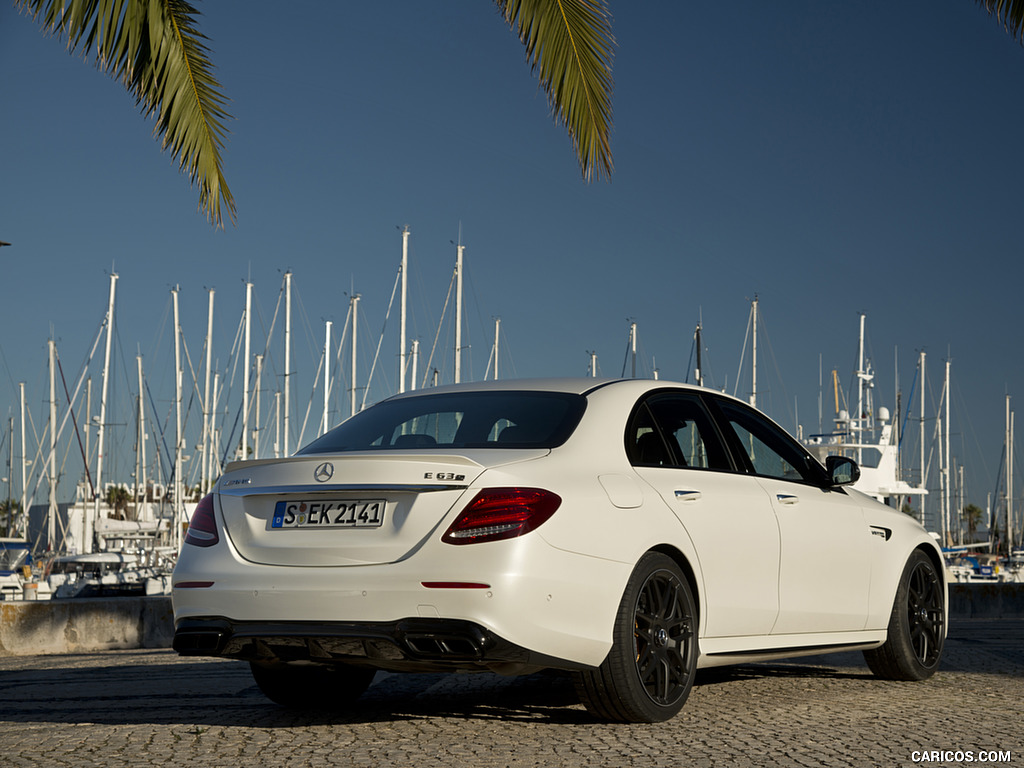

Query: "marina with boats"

xmin=1 ymin=234 xmax=1022 ymax=602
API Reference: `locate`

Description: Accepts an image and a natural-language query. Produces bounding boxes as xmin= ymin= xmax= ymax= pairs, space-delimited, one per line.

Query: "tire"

xmin=864 ymin=549 xmax=945 ymax=681
xmin=574 ymin=552 xmax=698 ymax=723
xmin=249 ymin=660 xmax=376 ymax=709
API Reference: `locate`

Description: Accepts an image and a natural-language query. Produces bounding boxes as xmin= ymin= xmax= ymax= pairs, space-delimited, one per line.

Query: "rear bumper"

xmin=173 ymin=616 xmax=591 ymax=674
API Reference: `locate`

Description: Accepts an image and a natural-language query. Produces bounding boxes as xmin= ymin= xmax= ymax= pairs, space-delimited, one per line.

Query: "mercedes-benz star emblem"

xmin=313 ymin=462 xmax=334 ymax=482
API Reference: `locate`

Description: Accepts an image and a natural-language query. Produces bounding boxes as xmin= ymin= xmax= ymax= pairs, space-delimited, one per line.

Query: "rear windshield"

xmin=297 ymin=391 xmax=587 ymax=454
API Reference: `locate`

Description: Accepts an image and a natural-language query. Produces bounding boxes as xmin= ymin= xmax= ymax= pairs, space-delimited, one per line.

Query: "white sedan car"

xmin=173 ymin=378 xmax=946 ymax=723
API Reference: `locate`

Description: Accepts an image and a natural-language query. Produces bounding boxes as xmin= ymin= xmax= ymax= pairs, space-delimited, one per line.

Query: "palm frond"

xmin=16 ymin=0 xmax=235 ymax=227
xmin=975 ymin=0 xmax=1024 ymax=43
xmin=496 ymin=0 xmax=615 ymax=182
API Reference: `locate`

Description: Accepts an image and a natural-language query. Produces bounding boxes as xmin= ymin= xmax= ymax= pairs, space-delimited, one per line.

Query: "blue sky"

xmin=1 ymin=2 xmax=1022 ymax=531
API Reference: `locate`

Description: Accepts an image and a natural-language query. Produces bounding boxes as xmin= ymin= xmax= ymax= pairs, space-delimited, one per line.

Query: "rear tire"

xmin=249 ymin=660 xmax=376 ymax=709
xmin=574 ymin=552 xmax=698 ymax=723
xmin=864 ymin=549 xmax=945 ymax=680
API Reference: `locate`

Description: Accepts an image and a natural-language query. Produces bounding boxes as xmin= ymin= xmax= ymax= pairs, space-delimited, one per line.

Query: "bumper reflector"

xmin=421 ymin=581 xmax=491 ymax=589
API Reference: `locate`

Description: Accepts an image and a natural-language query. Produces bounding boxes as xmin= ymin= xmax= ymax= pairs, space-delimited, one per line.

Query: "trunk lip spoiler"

xmin=218 ymin=483 xmax=468 ymax=497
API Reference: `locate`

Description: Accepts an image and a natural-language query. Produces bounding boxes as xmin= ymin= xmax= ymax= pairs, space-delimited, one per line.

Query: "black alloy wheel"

xmin=574 ymin=552 xmax=698 ymax=722
xmin=905 ymin=555 xmax=945 ymax=668
xmin=864 ymin=549 xmax=945 ymax=681
xmin=633 ymin=564 xmax=695 ymax=705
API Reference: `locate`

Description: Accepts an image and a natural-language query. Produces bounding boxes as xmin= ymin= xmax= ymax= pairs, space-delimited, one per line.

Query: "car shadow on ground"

xmin=2 ymin=624 xmax=1017 ymax=729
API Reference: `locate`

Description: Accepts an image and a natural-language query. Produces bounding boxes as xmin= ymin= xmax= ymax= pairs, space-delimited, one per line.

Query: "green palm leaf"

xmin=17 ymin=0 xmax=235 ymax=227
xmin=976 ymin=0 xmax=1024 ymax=42
xmin=496 ymin=0 xmax=615 ymax=182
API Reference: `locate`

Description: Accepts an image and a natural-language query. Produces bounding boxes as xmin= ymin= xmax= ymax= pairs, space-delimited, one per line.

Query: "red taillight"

xmin=441 ymin=488 xmax=561 ymax=545
xmin=184 ymin=493 xmax=219 ymax=548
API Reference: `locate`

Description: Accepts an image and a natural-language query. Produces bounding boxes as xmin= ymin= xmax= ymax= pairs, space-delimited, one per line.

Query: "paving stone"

xmin=0 ymin=618 xmax=1021 ymax=767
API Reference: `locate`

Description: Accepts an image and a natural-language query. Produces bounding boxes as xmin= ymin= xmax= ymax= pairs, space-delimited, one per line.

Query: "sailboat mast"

xmin=173 ymin=287 xmax=183 ymax=548
xmin=242 ymin=282 xmax=252 ymax=460
xmin=202 ymin=289 xmax=214 ymax=491
xmin=750 ymin=297 xmax=758 ymax=407
xmin=493 ymin=318 xmax=501 ymax=380
xmin=351 ymin=295 xmax=360 ymax=416
xmin=274 ymin=391 xmax=281 ymax=458
xmin=323 ymin=321 xmax=332 ymax=435
xmin=254 ymin=354 xmax=263 ymax=458
xmin=137 ymin=355 xmax=147 ymax=521
xmin=400 ymin=227 xmax=409 ymax=393
xmin=630 ymin=322 xmax=637 ymax=378
xmin=411 ymin=340 xmax=419 ymax=392
xmin=919 ymin=351 xmax=926 ymax=526
xmin=210 ymin=372 xmax=220 ymax=479
xmin=95 ymin=273 xmax=117 ymax=509
xmin=854 ymin=313 xmax=867 ymax=464
xmin=694 ymin=324 xmax=703 ymax=387
xmin=48 ymin=339 xmax=57 ymax=551
xmin=19 ymin=381 xmax=27 ymax=522
xmin=284 ymin=271 xmax=292 ymax=456
xmin=1007 ymin=395 xmax=1014 ymax=556
xmin=6 ymin=418 xmax=12 ymax=537
xmin=944 ymin=360 xmax=951 ymax=545
xmin=455 ymin=242 xmax=464 ymax=384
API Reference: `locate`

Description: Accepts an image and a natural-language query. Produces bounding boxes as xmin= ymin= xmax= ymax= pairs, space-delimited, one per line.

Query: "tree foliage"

xmin=17 ymin=1 xmax=1024 ymax=224
xmin=16 ymin=0 xmax=235 ymax=227
xmin=495 ymin=0 xmax=615 ymax=182
xmin=976 ymin=0 xmax=1024 ymax=42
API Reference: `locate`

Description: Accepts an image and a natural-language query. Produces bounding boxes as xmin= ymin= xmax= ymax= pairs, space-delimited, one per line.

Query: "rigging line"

xmin=293 ymin=280 xmax=322 ymax=363
xmin=327 ymin=303 xmax=353 ymax=417
xmin=177 ymin=332 xmax=203 ymax=465
xmin=21 ymin=398 xmax=45 ymax=512
xmin=503 ymin=326 xmax=519 ymax=379
xmin=350 ymin=302 xmax=378 ymax=413
xmin=465 ymin=264 xmax=496 ymax=381
xmin=363 ymin=269 xmax=402 ymax=410
xmin=684 ymin=330 xmax=696 ymax=385
xmin=251 ymin=287 xmax=282 ymax=386
xmin=409 ymin=248 xmax=438 ymax=357
xmin=950 ymin=370 xmax=997 ymax=492
xmin=55 ymin=353 xmax=95 ymax=499
xmin=0 ymin=342 xmax=20 ymax=401
xmin=733 ymin=307 xmax=752 ymax=399
xmin=24 ymin=320 xmax=110 ymax=509
xmin=620 ymin=323 xmax=634 ymax=378
xmin=422 ymin=270 xmax=456 ymax=389
xmin=144 ymin=376 xmax=176 ymax=486
xmin=296 ymin=347 xmax=325 ymax=451
xmin=899 ymin=366 xmax=919 ymax=453
xmin=219 ymin=398 xmax=244 ymax=467
xmin=260 ymin=275 xmax=284 ymax=362
xmin=758 ymin=311 xmax=795 ymax=427
xmin=484 ymin=338 xmax=495 ymax=381
xmin=226 ymin=303 xmax=246 ymax=392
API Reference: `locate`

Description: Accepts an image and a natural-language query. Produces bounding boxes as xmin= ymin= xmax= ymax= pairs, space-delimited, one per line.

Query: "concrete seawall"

xmin=0 ymin=596 xmax=173 ymax=656
xmin=0 ymin=584 xmax=1022 ymax=657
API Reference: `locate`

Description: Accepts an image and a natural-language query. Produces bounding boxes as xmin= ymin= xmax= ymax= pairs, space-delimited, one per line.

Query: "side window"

xmin=626 ymin=403 xmax=673 ymax=467
xmin=627 ymin=393 xmax=731 ymax=471
xmin=714 ymin=399 xmax=822 ymax=484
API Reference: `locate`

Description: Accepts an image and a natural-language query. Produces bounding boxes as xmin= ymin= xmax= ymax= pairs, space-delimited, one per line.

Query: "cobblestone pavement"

xmin=0 ymin=618 xmax=1021 ymax=768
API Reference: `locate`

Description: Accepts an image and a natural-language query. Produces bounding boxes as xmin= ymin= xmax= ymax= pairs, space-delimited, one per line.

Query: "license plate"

xmin=270 ymin=499 xmax=385 ymax=529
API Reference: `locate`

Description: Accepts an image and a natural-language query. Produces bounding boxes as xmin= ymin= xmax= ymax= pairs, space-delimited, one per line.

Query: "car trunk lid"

xmin=214 ymin=451 xmax=542 ymax=566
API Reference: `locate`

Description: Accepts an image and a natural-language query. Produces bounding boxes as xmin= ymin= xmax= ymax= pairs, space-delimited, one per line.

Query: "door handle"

xmin=674 ymin=490 xmax=703 ymax=502
xmin=775 ymin=494 xmax=799 ymax=505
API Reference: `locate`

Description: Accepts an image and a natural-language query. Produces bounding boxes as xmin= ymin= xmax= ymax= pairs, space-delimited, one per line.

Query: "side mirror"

xmin=826 ymin=455 xmax=860 ymax=486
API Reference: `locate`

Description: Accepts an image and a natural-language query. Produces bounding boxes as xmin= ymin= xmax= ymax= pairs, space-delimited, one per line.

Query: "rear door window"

xmin=626 ymin=392 xmax=731 ymax=471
